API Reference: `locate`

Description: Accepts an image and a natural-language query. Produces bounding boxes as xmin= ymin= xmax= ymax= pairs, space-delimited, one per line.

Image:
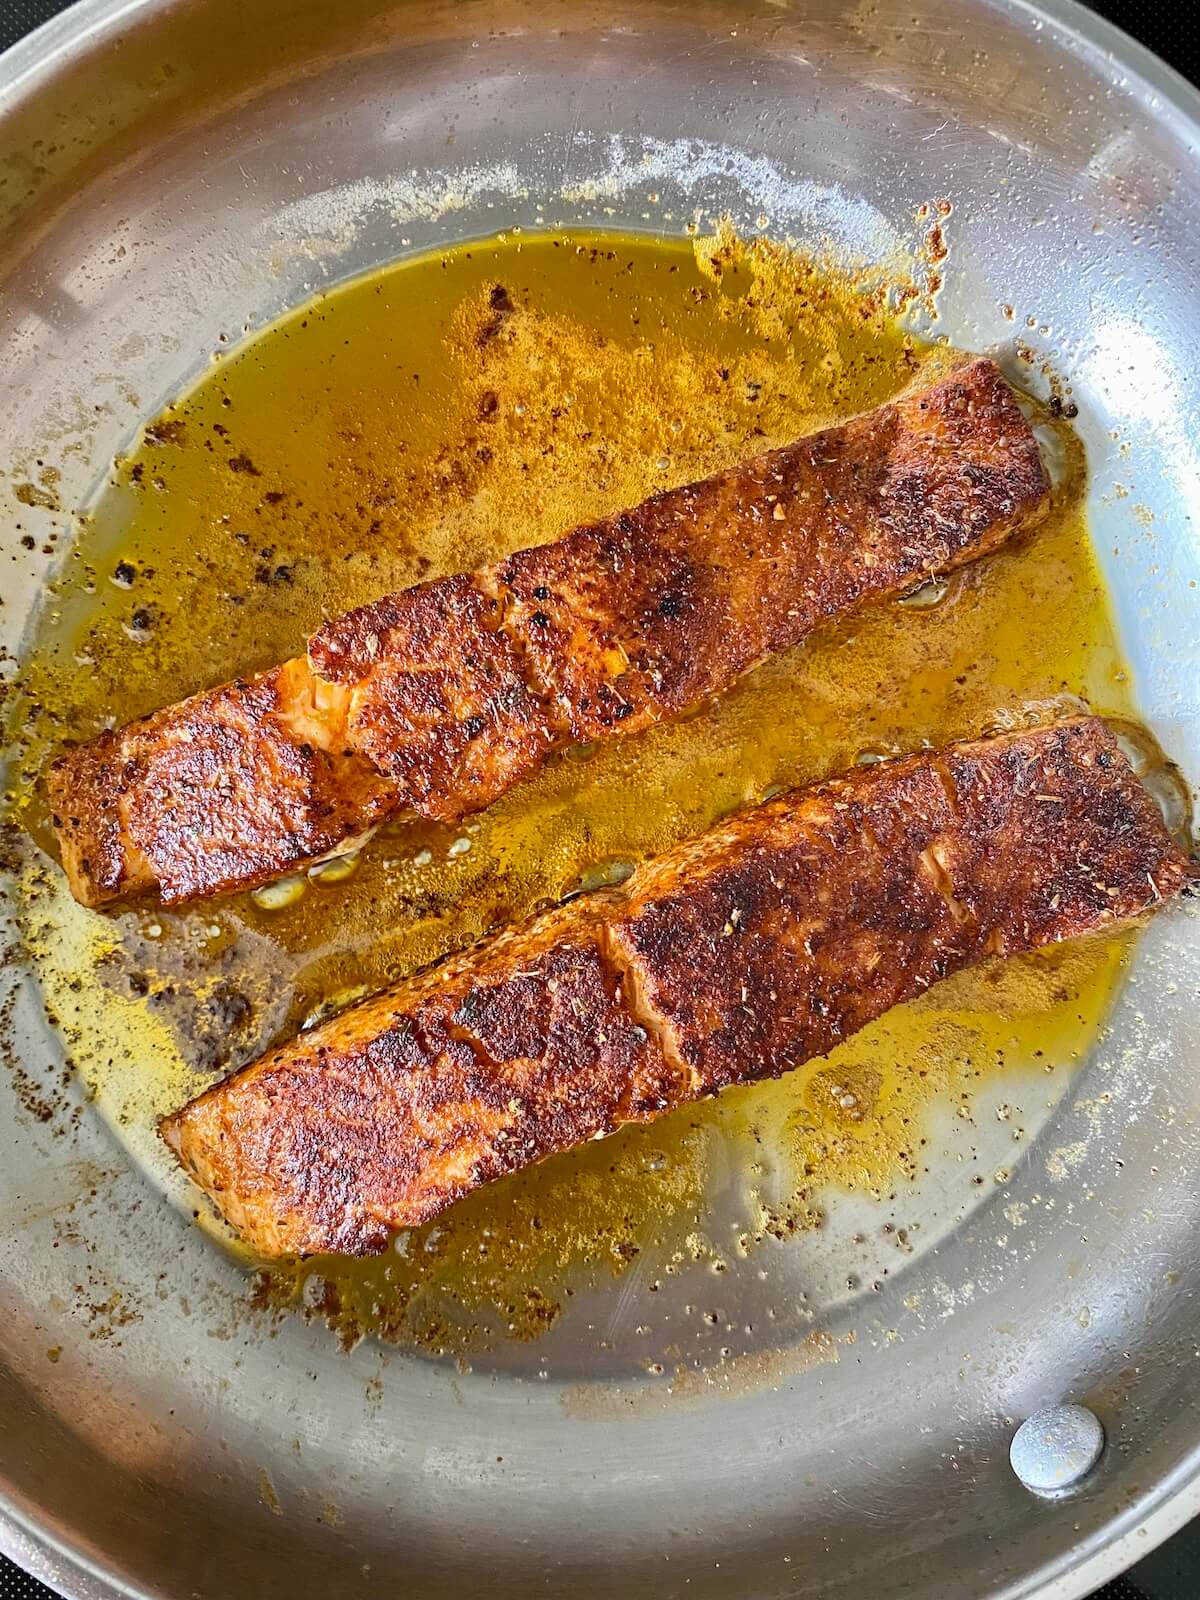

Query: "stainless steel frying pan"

xmin=2 ymin=2 xmax=1199 ymax=1596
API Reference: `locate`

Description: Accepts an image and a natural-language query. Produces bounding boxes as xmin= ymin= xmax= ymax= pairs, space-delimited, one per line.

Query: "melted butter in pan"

xmin=12 ymin=229 xmax=1141 ymax=1358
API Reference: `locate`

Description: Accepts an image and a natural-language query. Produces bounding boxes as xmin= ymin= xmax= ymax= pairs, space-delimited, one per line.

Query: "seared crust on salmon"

xmin=610 ymin=718 xmax=1191 ymax=1094
xmin=49 ymin=667 xmax=397 ymax=906
xmin=493 ymin=362 xmax=1046 ymax=737
xmin=308 ymin=572 xmax=557 ymax=818
xmin=164 ymin=904 xmax=684 ymax=1256
xmin=162 ymin=719 xmax=1195 ymax=1258
xmin=50 ymin=358 xmax=1049 ymax=908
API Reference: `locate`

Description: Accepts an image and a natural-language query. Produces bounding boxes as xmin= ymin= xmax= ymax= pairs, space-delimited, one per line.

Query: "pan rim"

xmin=2 ymin=1 xmax=1199 ymax=1597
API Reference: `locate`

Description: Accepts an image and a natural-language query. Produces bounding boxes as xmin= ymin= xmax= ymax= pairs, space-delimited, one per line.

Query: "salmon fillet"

xmin=49 ymin=358 xmax=1049 ymax=908
xmin=162 ymin=718 xmax=1195 ymax=1258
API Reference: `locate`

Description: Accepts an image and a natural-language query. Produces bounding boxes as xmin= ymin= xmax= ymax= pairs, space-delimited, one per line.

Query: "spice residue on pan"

xmin=5 ymin=227 xmax=1146 ymax=1361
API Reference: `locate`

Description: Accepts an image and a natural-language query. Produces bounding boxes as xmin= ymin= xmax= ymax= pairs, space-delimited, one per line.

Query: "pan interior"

xmin=1 ymin=4 xmax=1199 ymax=1599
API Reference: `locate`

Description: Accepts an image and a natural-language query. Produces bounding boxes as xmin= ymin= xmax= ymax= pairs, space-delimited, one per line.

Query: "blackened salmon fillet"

xmin=49 ymin=358 xmax=1049 ymax=908
xmin=161 ymin=718 xmax=1194 ymax=1257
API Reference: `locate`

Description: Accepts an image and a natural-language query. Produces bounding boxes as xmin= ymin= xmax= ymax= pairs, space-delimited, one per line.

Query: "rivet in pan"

xmin=1108 ymin=719 xmax=1155 ymax=776
xmin=300 ymin=985 xmax=368 ymax=1032
xmin=897 ymin=574 xmax=951 ymax=609
xmin=307 ymin=850 xmax=360 ymax=885
xmin=251 ymin=874 xmax=308 ymax=911
xmin=1009 ymin=1404 xmax=1105 ymax=1496
xmin=576 ymin=857 xmax=635 ymax=893
xmin=1030 ymin=420 xmax=1072 ymax=490
xmin=1139 ymin=764 xmax=1192 ymax=844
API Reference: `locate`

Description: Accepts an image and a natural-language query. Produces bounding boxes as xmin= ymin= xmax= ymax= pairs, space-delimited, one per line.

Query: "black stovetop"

xmin=0 ymin=0 xmax=1195 ymax=1596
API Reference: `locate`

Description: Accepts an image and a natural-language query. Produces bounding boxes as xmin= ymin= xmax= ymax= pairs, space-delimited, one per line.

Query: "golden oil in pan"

xmin=11 ymin=228 xmax=1141 ymax=1358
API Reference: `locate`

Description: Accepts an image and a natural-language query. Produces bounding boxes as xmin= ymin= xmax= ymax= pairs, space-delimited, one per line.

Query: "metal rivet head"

xmin=1010 ymin=1404 xmax=1105 ymax=1496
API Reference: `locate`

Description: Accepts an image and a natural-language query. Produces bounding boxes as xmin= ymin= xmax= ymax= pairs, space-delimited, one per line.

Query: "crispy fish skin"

xmin=162 ymin=719 xmax=1194 ymax=1258
xmin=163 ymin=904 xmax=684 ymax=1256
xmin=49 ymin=358 xmax=1049 ymax=908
